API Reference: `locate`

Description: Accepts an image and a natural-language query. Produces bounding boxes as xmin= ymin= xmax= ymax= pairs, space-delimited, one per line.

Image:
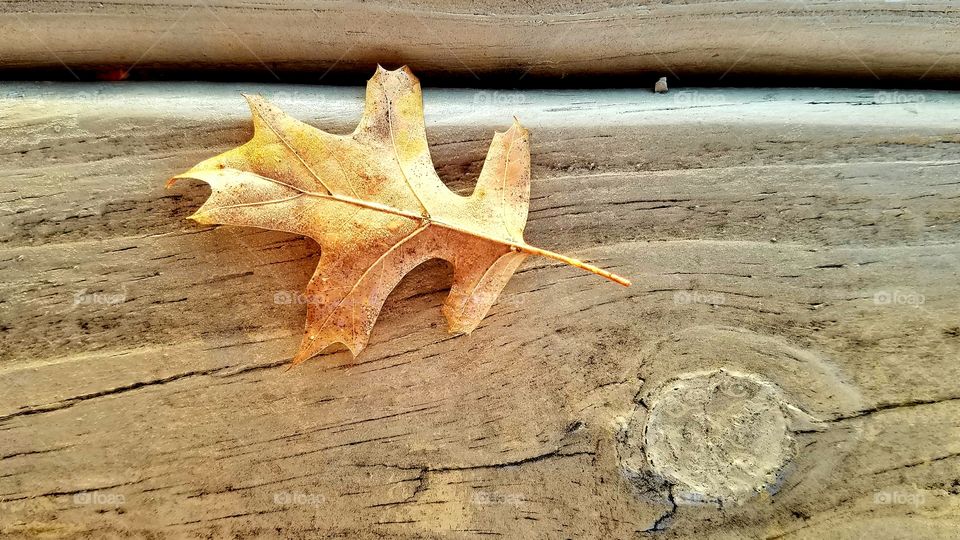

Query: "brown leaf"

xmin=168 ymin=66 xmax=630 ymax=363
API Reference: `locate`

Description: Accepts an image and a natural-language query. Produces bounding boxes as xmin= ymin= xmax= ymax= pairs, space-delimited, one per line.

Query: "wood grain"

xmin=1 ymin=85 xmax=959 ymax=538
xmin=0 ymin=1 xmax=958 ymax=84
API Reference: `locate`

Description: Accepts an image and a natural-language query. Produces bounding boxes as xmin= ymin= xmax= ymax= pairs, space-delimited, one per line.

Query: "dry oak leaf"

xmin=169 ymin=66 xmax=630 ymax=364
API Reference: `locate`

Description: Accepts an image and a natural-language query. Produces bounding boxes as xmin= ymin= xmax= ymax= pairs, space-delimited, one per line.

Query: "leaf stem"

xmin=427 ymin=215 xmax=630 ymax=286
xmin=513 ymin=243 xmax=631 ymax=287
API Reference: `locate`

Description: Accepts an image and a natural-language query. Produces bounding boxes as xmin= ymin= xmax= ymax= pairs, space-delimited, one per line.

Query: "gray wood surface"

xmin=1 ymin=84 xmax=959 ymax=538
xmin=0 ymin=1 xmax=958 ymax=83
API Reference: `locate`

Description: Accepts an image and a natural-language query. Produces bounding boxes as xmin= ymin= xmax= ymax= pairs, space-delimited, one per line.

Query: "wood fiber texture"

xmin=0 ymin=1 xmax=958 ymax=83
xmin=1 ymin=85 xmax=959 ymax=538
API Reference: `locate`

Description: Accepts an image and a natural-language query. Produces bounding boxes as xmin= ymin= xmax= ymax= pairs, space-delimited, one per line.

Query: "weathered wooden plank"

xmin=1 ymin=86 xmax=959 ymax=538
xmin=0 ymin=1 xmax=958 ymax=84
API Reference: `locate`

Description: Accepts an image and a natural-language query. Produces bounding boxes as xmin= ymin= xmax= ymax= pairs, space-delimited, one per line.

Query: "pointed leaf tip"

xmin=507 ymin=117 xmax=527 ymax=137
xmin=290 ymin=339 xmax=359 ymax=365
xmin=243 ymin=93 xmax=264 ymax=105
xmin=186 ymin=211 xmax=213 ymax=225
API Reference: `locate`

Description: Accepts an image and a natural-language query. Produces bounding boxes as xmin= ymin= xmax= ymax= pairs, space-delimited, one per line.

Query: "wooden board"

xmin=1 ymin=1 xmax=958 ymax=84
xmin=1 ymin=84 xmax=960 ymax=538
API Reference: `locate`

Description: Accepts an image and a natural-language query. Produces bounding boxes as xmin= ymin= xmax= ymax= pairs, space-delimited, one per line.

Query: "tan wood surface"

xmin=0 ymin=1 xmax=958 ymax=83
xmin=1 ymin=84 xmax=959 ymax=538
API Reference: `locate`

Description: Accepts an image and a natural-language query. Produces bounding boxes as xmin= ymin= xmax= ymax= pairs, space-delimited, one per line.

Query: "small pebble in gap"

xmin=654 ymin=77 xmax=669 ymax=93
